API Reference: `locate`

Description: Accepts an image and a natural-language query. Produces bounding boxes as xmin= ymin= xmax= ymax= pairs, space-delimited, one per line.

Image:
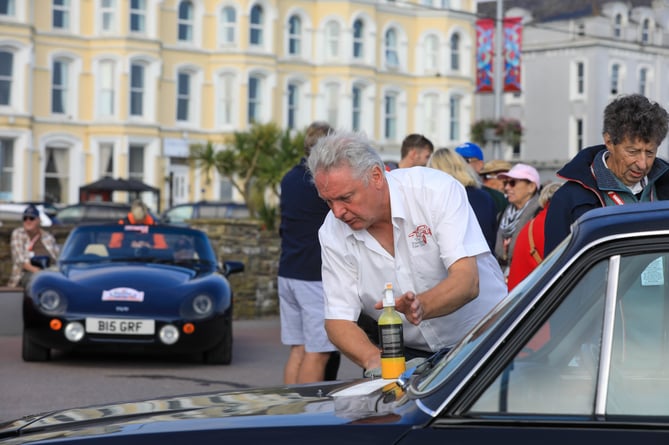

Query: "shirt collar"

xmin=386 ymin=172 xmax=408 ymax=226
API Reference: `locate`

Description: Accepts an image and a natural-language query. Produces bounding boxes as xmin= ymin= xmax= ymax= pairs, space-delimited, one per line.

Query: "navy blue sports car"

xmin=3 ymin=201 xmax=669 ymax=443
xmin=21 ymin=224 xmax=244 ymax=364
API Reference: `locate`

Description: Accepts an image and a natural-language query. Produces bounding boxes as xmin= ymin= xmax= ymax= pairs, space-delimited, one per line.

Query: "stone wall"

xmin=0 ymin=220 xmax=280 ymax=319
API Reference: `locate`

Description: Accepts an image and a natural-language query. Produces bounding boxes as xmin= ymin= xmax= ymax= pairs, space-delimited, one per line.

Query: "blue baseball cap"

xmin=23 ymin=204 xmax=40 ymax=219
xmin=455 ymin=142 xmax=484 ymax=161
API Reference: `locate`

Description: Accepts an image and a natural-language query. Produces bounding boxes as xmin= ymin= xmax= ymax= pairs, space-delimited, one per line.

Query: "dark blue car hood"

xmin=0 ymin=379 xmax=422 ymax=443
xmin=63 ymin=264 xmax=194 ymax=288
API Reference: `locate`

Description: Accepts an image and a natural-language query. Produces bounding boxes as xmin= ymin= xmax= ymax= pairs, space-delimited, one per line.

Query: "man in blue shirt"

xmin=278 ymin=121 xmax=340 ymax=383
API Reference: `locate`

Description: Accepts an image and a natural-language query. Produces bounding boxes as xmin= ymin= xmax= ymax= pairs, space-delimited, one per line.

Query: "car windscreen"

xmin=59 ymin=225 xmax=217 ymax=264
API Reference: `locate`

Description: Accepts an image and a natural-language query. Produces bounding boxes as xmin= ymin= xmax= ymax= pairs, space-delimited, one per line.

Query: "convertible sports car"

xmin=3 ymin=201 xmax=669 ymax=443
xmin=21 ymin=224 xmax=244 ymax=365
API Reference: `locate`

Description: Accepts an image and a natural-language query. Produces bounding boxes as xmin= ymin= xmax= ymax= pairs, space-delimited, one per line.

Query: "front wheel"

xmin=22 ymin=333 xmax=50 ymax=362
xmin=203 ymin=316 xmax=232 ymax=365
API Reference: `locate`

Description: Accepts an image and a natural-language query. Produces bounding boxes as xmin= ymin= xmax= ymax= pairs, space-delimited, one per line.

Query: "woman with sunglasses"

xmin=8 ymin=204 xmax=60 ymax=288
xmin=494 ymin=163 xmax=542 ymax=281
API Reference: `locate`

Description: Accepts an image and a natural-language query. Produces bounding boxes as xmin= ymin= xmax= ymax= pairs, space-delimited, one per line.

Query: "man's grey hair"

xmin=307 ymin=130 xmax=385 ymax=185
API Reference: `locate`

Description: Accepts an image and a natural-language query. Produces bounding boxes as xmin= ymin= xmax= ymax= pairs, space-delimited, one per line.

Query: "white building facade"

xmin=476 ymin=0 xmax=669 ymax=182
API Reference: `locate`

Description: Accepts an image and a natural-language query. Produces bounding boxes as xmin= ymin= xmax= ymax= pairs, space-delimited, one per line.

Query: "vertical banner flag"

xmin=476 ymin=19 xmax=494 ymax=93
xmin=476 ymin=17 xmax=523 ymax=93
xmin=503 ymin=17 xmax=522 ymax=92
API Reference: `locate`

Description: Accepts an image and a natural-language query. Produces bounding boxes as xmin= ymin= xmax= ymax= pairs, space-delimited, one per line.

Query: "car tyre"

xmin=22 ymin=333 xmax=50 ymax=362
xmin=203 ymin=315 xmax=232 ymax=365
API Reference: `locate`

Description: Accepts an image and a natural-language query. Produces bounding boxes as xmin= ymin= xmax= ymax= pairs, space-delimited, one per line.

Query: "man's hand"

xmin=374 ymin=291 xmax=424 ymax=325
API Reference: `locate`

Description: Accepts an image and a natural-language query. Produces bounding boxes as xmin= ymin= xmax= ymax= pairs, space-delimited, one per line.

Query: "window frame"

xmin=130 ymin=0 xmax=146 ymax=33
xmin=286 ymin=82 xmax=299 ymax=129
xmin=449 ymin=95 xmax=461 ymax=142
xmin=220 ymin=6 xmax=236 ymax=46
xmin=383 ymin=92 xmax=398 ymax=141
xmin=287 ymin=14 xmax=302 ymax=56
xmin=51 ymin=58 xmax=70 ymax=115
xmin=216 ymin=71 xmax=236 ymax=128
xmin=177 ymin=0 xmax=194 ymax=43
xmin=247 ymin=74 xmax=263 ymax=124
xmin=52 ymin=0 xmax=70 ymax=31
xmin=424 ymin=34 xmax=439 ymax=74
xmin=384 ymin=28 xmax=399 ymax=70
xmin=0 ymin=49 xmax=13 ymax=107
xmin=353 ymin=18 xmax=364 ymax=61
xmin=325 ymin=82 xmax=339 ymax=128
xmin=128 ymin=143 xmax=145 ymax=182
xmin=352 ymin=85 xmax=361 ymax=131
xmin=449 ymin=32 xmax=460 ymax=71
xmin=99 ymin=0 xmax=116 ymax=33
xmin=610 ymin=62 xmax=621 ymax=96
xmin=129 ymin=62 xmax=145 ymax=117
xmin=249 ymin=4 xmax=264 ymax=47
xmin=0 ymin=0 xmax=16 ymax=17
xmin=96 ymin=59 xmax=116 ymax=118
xmin=324 ymin=20 xmax=340 ymax=60
xmin=0 ymin=138 xmax=14 ymax=201
xmin=176 ymin=70 xmax=192 ymax=122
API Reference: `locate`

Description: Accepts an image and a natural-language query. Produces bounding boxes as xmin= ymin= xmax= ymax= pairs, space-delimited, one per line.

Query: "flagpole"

xmin=493 ymin=0 xmax=503 ymax=159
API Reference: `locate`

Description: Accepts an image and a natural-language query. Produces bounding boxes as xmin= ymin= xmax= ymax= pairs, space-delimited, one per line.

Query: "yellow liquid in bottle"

xmin=379 ymin=306 xmax=406 ymax=379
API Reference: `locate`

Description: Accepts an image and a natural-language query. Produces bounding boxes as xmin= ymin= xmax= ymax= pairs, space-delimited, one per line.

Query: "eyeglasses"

xmin=503 ymin=179 xmax=522 ymax=188
xmin=23 ymin=216 xmax=37 ymax=221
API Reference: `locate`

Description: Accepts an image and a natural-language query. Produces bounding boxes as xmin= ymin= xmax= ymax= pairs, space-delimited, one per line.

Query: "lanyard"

xmin=591 ymin=164 xmax=653 ymax=205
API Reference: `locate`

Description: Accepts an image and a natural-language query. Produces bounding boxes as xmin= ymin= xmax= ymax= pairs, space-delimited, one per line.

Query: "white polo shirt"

xmin=319 ymin=166 xmax=507 ymax=351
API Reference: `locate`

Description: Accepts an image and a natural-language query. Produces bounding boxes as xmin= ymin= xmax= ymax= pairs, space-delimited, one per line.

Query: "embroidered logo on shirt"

xmin=408 ymin=224 xmax=432 ymax=247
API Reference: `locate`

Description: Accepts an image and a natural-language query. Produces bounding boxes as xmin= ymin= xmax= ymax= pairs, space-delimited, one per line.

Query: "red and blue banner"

xmin=503 ymin=17 xmax=522 ymax=92
xmin=476 ymin=19 xmax=495 ymax=93
xmin=475 ymin=17 xmax=523 ymax=93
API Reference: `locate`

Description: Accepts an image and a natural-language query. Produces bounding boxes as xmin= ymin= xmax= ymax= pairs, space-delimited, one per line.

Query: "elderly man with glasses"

xmin=8 ymin=204 xmax=60 ymax=288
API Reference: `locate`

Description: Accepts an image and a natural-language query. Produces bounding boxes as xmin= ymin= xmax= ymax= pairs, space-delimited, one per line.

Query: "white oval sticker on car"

xmin=85 ymin=318 xmax=155 ymax=335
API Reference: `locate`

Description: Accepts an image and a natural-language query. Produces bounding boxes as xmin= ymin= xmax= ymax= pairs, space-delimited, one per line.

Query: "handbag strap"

xmin=528 ymin=218 xmax=543 ymax=265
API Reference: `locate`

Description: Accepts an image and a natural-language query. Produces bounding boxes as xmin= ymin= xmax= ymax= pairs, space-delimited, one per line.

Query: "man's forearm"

xmin=325 ymin=319 xmax=382 ymax=371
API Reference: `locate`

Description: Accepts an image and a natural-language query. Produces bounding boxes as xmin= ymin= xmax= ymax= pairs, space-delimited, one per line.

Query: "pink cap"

xmin=498 ymin=163 xmax=540 ymax=188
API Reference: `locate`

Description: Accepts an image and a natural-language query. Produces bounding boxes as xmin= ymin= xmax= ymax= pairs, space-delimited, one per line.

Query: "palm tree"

xmin=189 ymin=141 xmax=218 ymax=186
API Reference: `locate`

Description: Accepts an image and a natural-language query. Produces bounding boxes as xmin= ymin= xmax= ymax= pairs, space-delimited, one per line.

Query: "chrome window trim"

xmin=595 ymin=254 xmax=620 ymax=416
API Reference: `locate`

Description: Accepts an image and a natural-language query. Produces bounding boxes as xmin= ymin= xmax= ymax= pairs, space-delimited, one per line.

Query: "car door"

xmin=398 ymin=238 xmax=669 ymax=444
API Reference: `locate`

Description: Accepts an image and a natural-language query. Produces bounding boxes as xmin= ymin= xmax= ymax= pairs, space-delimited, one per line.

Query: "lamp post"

xmin=493 ymin=0 xmax=504 ymax=159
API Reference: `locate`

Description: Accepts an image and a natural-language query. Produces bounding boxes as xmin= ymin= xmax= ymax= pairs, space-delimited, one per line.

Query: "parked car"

xmin=3 ymin=201 xmax=669 ymax=443
xmin=55 ymin=202 xmax=131 ymax=225
xmin=161 ymin=201 xmax=250 ymax=225
xmin=21 ymin=224 xmax=244 ymax=365
xmin=0 ymin=203 xmax=55 ymax=226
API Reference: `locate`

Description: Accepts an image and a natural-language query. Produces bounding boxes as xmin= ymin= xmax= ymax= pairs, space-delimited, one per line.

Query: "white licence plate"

xmin=85 ymin=318 xmax=155 ymax=335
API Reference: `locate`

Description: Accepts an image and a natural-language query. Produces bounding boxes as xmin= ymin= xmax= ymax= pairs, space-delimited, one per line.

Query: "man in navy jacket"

xmin=278 ymin=121 xmax=340 ymax=383
xmin=545 ymin=94 xmax=669 ymax=255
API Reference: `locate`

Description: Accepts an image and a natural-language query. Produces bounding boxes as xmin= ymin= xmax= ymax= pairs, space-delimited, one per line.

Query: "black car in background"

xmin=161 ymin=201 xmax=249 ymax=226
xmin=21 ymin=224 xmax=243 ymax=365
xmin=2 ymin=201 xmax=669 ymax=443
xmin=55 ymin=202 xmax=131 ymax=225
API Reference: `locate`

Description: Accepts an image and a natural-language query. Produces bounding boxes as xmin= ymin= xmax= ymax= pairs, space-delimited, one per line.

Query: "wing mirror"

xmin=222 ymin=260 xmax=245 ymax=277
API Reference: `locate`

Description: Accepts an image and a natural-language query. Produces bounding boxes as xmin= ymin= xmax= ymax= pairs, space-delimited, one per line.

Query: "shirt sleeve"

xmin=10 ymin=229 xmax=29 ymax=266
xmin=427 ymin=176 xmax=490 ymax=269
xmin=319 ymin=216 xmax=362 ymax=321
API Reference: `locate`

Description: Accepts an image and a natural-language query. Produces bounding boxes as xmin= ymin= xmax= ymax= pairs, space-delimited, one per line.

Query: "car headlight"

xmin=64 ymin=322 xmax=85 ymax=342
xmin=192 ymin=294 xmax=213 ymax=316
xmin=38 ymin=289 xmax=65 ymax=313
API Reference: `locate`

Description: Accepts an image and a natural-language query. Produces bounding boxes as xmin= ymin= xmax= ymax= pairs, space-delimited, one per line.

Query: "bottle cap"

xmin=383 ymin=282 xmax=394 ymax=307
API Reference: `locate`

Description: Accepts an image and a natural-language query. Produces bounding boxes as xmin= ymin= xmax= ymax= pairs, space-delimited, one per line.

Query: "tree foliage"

xmin=188 ymin=122 xmax=305 ymax=223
